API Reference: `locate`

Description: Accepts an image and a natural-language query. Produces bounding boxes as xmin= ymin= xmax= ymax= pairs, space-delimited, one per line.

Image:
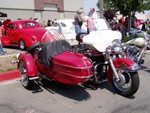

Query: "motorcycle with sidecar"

xmin=15 ymin=17 xmax=140 ymax=97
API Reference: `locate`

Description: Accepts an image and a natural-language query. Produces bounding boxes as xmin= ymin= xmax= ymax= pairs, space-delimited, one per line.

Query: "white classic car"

xmin=45 ymin=19 xmax=87 ymax=41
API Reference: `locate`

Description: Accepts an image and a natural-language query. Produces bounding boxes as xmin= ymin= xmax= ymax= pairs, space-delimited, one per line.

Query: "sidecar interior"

xmin=38 ymin=40 xmax=71 ymax=67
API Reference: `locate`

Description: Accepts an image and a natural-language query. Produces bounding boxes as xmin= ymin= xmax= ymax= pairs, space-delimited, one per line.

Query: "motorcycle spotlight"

xmin=121 ymin=43 xmax=127 ymax=50
xmin=112 ymin=39 xmax=122 ymax=53
xmin=106 ymin=46 xmax=112 ymax=53
xmin=112 ymin=39 xmax=121 ymax=46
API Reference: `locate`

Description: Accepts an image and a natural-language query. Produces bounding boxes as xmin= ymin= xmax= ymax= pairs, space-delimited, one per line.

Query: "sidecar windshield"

xmin=40 ymin=30 xmax=59 ymax=45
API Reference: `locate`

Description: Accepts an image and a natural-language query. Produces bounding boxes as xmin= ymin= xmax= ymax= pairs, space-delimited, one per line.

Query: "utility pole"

xmin=100 ymin=0 xmax=103 ymax=17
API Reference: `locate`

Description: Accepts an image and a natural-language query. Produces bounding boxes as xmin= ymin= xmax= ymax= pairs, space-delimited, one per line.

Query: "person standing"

xmin=0 ymin=25 xmax=4 ymax=55
xmin=88 ymin=7 xmax=98 ymax=19
xmin=0 ymin=41 xmax=4 ymax=55
xmin=74 ymin=9 xmax=84 ymax=34
xmin=47 ymin=19 xmax=52 ymax=26
xmin=131 ymin=13 xmax=137 ymax=28
xmin=87 ymin=7 xmax=98 ymax=34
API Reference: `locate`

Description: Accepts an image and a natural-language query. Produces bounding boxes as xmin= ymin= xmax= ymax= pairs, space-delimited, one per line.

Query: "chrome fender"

xmin=18 ymin=52 xmax=37 ymax=76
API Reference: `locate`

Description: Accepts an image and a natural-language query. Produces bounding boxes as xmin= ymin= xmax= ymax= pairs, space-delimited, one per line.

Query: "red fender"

xmin=112 ymin=58 xmax=136 ymax=69
xmin=107 ymin=58 xmax=139 ymax=82
xmin=18 ymin=52 xmax=37 ymax=76
xmin=1 ymin=36 xmax=10 ymax=45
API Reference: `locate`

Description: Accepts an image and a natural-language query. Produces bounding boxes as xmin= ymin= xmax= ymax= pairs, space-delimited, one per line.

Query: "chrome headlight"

xmin=113 ymin=46 xmax=122 ymax=53
xmin=106 ymin=46 xmax=112 ymax=53
xmin=112 ymin=39 xmax=121 ymax=47
xmin=112 ymin=39 xmax=122 ymax=53
xmin=121 ymin=43 xmax=127 ymax=50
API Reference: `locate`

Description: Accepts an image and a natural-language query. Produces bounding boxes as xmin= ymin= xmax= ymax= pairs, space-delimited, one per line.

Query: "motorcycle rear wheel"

xmin=112 ymin=71 xmax=139 ymax=97
xmin=18 ymin=60 xmax=34 ymax=90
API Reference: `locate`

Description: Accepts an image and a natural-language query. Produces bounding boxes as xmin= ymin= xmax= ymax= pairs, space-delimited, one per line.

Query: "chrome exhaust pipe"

xmin=29 ymin=77 xmax=40 ymax=80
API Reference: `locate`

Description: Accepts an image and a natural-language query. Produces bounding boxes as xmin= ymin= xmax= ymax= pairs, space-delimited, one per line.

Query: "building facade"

xmin=0 ymin=0 xmax=84 ymax=25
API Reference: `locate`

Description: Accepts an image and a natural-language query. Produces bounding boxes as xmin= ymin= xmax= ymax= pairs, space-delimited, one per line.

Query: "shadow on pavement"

xmin=30 ymin=80 xmax=91 ymax=101
xmin=141 ymin=65 xmax=150 ymax=73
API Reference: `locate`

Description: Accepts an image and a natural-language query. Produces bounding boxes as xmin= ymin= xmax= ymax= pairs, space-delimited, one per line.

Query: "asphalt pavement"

xmin=0 ymin=46 xmax=150 ymax=113
xmin=0 ymin=46 xmax=22 ymax=58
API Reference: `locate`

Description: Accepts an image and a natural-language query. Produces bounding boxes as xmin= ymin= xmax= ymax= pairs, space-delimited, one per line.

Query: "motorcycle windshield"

xmin=86 ymin=16 xmax=111 ymax=32
xmin=82 ymin=16 xmax=122 ymax=52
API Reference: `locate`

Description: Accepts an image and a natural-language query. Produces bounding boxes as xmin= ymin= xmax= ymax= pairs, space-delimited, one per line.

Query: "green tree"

xmin=97 ymin=0 xmax=149 ymax=15
xmin=97 ymin=0 xmax=150 ymax=29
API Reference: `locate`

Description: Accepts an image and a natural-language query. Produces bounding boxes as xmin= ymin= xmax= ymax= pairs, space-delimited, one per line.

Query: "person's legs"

xmin=75 ymin=25 xmax=81 ymax=34
xmin=0 ymin=44 xmax=4 ymax=54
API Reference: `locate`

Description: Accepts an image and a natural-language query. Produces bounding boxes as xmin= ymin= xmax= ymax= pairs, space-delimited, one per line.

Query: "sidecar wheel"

xmin=111 ymin=71 xmax=139 ymax=97
xmin=18 ymin=60 xmax=34 ymax=90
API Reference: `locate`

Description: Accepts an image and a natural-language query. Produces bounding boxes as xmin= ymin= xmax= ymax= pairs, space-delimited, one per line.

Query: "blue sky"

xmin=84 ymin=0 xmax=98 ymax=15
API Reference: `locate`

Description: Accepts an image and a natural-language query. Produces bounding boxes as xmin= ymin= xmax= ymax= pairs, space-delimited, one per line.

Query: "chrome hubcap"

xmin=20 ymin=41 xmax=25 ymax=49
xmin=19 ymin=61 xmax=28 ymax=87
xmin=113 ymin=70 xmax=131 ymax=91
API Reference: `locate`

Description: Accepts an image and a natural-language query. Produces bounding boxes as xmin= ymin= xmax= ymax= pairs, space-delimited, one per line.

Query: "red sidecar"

xmin=17 ymin=31 xmax=93 ymax=89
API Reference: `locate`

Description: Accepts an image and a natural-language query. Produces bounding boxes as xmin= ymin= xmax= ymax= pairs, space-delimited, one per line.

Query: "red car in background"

xmin=1 ymin=19 xmax=51 ymax=50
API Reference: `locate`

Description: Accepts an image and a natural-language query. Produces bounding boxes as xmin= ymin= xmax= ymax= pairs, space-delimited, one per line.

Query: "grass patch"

xmin=0 ymin=55 xmax=17 ymax=72
xmin=0 ymin=67 xmax=17 ymax=72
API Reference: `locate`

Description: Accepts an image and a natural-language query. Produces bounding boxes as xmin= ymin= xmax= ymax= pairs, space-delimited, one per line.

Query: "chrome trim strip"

xmin=53 ymin=69 xmax=93 ymax=79
xmin=53 ymin=62 xmax=92 ymax=69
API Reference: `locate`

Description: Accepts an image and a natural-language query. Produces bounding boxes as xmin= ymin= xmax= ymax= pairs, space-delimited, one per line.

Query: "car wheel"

xmin=19 ymin=40 xmax=26 ymax=50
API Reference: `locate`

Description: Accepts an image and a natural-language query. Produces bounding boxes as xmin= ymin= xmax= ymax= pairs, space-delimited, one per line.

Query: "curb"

xmin=0 ymin=70 xmax=20 ymax=82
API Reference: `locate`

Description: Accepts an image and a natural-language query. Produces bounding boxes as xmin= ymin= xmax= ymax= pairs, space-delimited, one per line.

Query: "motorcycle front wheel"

xmin=111 ymin=71 xmax=139 ymax=97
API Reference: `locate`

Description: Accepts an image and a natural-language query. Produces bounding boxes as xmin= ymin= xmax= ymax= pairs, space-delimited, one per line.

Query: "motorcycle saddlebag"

xmin=52 ymin=50 xmax=93 ymax=84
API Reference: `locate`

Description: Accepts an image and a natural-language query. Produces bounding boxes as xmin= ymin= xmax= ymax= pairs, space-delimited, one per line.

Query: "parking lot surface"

xmin=0 ymin=55 xmax=150 ymax=113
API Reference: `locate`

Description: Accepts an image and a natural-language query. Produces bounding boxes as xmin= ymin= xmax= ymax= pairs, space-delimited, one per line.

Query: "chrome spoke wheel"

xmin=113 ymin=71 xmax=131 ymax=92
xmin=112 ymin=68 xmax=139 ymax=97
xmin=20 ymin=67 xmax=28 ymax=87
xmin=18 ymin=60 xmax=33 ymax=89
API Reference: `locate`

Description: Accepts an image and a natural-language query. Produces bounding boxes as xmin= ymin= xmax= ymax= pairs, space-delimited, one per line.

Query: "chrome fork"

xmin=109 ymin=57 xmax=120 ymax=82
